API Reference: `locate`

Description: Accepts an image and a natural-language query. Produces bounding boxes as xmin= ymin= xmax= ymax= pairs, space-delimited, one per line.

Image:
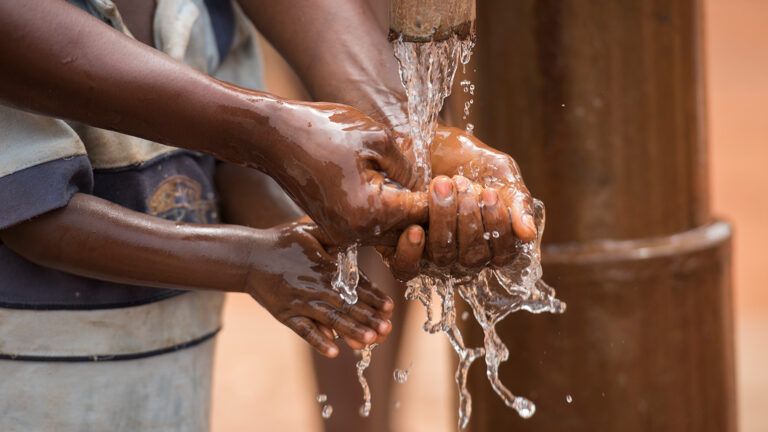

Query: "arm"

xmin=0 ymin=0 xmax=425 ymax=244
xmin=0 ymin=193 xmax=393 ymax=356
xmin=243 ymin=1 xmax=537 ymax=268
xmin=239 ymin=0 xmax=409 ymax=130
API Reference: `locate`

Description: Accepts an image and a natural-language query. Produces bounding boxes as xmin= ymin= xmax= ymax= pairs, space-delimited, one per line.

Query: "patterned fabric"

xmin=0 ymin=0 xmax=264 ymax=309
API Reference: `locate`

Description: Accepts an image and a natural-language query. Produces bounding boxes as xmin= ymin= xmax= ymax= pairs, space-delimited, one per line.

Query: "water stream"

xmin=392 ymin=34 xmax=566 ymax=429
xmin=330 ymin=31 xmax=566 ymax=430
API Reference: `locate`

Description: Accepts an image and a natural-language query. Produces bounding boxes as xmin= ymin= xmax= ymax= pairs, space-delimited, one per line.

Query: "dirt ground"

xmin=211 ymin=1 xmax=768 ymax=430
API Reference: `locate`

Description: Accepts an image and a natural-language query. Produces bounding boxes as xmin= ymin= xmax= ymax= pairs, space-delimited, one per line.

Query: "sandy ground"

xmin=211 ymin=1 xmax=768 ymax=431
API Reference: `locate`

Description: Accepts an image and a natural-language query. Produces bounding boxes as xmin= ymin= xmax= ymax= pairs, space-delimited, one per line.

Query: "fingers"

xmin=378 ymin=184 xmax=429 ymax=231
xmin=343 ymin=280 xmax=393 ymax=336
xmin=455 ymin=176 xmax=491 ymax=268
xmin=356 ymin=275 xmax=395 ymax=315
xmin=285 ymin=316 xmax=339 ymax=358
xmin=307 ymin=302 xmax=378 ymax=346
xmin=480 ymin=188 xmax=517 ymax=266
xmin=502 ymin=184 xmax=537 ymax=243
xmin=390 ymin=225 xmax=425 ymax=281
xmin=427 ymin=176 xmax=458 ymax=266
xmin=318 ymin=323 xmax=366 ymax=351
xmin=373 ymin=131 xmax=421 ymax=191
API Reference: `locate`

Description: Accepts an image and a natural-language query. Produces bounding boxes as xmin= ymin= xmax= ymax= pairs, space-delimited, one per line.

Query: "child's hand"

xmin=385 ymin=132 xmax=536 ymax=280
xmin=246 ymin=220 xmax=394 ymax=357
xmin=430 ymin=126 xmax=537 ymax=244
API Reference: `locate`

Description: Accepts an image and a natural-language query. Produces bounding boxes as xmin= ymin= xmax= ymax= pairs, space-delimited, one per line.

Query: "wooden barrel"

xmin=452 ymin=0 xmax=737 ymax=430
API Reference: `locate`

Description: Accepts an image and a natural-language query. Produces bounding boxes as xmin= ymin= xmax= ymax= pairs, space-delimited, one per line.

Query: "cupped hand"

xmin=246 ymin=219 xmax=395 ymax=357
xmin=385 ymin=127 xmax=537 ymax=280
xmin=430 ymin=126 xmax=537 ymax=243
xmin=263 ymin=101 xmax=428 ymax=246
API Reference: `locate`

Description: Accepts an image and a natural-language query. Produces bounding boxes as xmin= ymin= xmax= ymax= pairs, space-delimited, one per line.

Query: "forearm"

xmin=240 ymin=0 xmax=409 ymax=129
xmin=0 ymin=194 xmax=261 ymax=293
xmin=0 ymin=0 xmax=281 ymax=169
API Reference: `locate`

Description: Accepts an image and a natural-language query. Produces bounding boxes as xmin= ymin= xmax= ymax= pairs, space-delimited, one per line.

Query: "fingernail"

xmin=482 ymin=189 xmax=498 ymax=207
xmin=407 ymin=226 xmax=423 ymax=244
xmin=522 ymin=214 xmax=536 ymax=232
xmin=434 ymin=179 xmax=452 ymax=199
xmin=377 ymin=320 xmax=391 ymax=334
xmin=364 ymin=330 xmax=377 ymax=343
xmin=327 ymin=345 xmax=339 ymax=357
xmin=453 ymin=176 xmax=470 ymax=192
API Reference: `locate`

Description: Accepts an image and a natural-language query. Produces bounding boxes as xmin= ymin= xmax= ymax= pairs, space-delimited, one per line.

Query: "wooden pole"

xmin=454 ymin=0 xmax=737 ymax=430
xmin=389 ymin=0 xmax=475 ymax=42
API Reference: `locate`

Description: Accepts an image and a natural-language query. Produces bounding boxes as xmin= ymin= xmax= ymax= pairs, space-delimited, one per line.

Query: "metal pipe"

xmin=389 ymin=0 xmax=476 ymax=42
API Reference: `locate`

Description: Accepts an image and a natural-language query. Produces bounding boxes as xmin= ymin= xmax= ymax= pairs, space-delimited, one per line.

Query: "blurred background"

xmin=211 ymin=1 xmax=767 ymax=430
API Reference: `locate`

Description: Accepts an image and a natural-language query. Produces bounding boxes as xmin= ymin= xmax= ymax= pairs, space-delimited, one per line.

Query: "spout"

xmin=389 ymin=0 xmax=476 ymax=42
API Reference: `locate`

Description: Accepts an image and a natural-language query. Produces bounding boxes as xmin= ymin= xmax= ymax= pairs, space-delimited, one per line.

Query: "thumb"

xmin=502 ymin=186 xmax=537 ymax=243
xmin=379 ymin=186 xmax=429 ymax=232
xmin=373 ymin=131 xmax=425 ymax=191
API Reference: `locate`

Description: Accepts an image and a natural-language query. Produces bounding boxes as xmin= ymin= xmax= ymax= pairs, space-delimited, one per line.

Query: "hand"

xmin=262 ymin=101 xmax=428 ymax=245
xmin=385 ymin=127 xmax=537 ymax=280
xmin=430 ymin=126 xmax=537 ymax=242
xmin=246 ymin=219 xmax=395 ymax=357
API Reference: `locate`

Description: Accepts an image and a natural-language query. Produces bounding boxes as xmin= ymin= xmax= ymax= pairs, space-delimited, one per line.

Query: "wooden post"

xmin=454 ymin=0 xmax=737 ymax=430
xmin=389 ymin=0 xmax=475 ymax=41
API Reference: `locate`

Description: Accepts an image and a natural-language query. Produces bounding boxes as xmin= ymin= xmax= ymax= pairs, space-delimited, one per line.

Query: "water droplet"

xmin=359 ymin=404 xmax=371 ymax=418
xmin=492 ymin=230 xmax=500 ymax=239
xmin=461 ymin=311 xmax=470 ymax=321
xmin=373 ymin=225 xmax=382 ymax=237
xmin=566 ymin=394 xmax=573 ymax=404
xmin=465 ymin=123 xmax=475 ymax=135
xmin=393 ymin=368 xmax=409 ymax=383
xmin=513 ymin=397 xmax=536 ymax=419
xmin=316 ymin=394 xmax=327 ymax=404
xmin=321 ymin=404 xmax=333 ymax=419
xmin=483 ymin=232 xmax=491 ymax=240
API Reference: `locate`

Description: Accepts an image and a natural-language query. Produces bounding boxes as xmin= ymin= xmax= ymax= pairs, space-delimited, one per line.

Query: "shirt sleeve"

xmin=0 ymin=104 xmax=94 ymax=230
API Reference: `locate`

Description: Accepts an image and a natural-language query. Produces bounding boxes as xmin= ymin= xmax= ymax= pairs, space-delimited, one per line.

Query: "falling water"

xmin=332 ymin=244 xmax=359 ymax=304
xmin=392 ymin=34 xmax=475 ymax=186
xmin=329 ymin=29 xmax=565 ymax=429
xmin=392 ymin=33 xmax=566 ymax=429
xmin=356 ymin=344 xmax=377 ymax=417
xmin=316 ymin=393 xmax=333 ymax=420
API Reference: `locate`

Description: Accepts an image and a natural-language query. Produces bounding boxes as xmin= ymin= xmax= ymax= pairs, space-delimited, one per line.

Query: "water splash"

xmin=332 ymin=244 xmax=359 ymax=304
xmin=321 ymin=404 xmax=334 ymax=419
xmin=356 ymin=344 xmax=377 ymax=417
xmin=393 ymin=366 xmax=410 ymax=384
xmin=392 ymin=34 xmax=475 ymax=186
xmin=316 ymin=393 xmax=332 ymax=419
xmin=406 ymin=200 xmax=565 ymax=429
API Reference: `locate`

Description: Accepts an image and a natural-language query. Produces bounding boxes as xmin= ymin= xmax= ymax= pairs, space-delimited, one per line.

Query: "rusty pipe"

xmin=389 ymin=0 xmax=476 ymax=42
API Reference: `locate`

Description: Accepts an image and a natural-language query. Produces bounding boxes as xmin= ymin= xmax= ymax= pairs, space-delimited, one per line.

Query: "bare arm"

xmin=239 ymin=0 xmax=409 ymax=130
xmin=1 ymin=194 xmax=255 ymax=292
xmin=0 ymin=193 xmax=394 ymax=356
xmin=0 ymin=0 xmax=425 ymax=244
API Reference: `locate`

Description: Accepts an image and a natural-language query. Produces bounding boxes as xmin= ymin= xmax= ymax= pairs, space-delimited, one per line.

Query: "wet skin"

xmin=387 ymin=127 xmax=538 ymax=280
xmin=0 ymin=194 xmax=393 ymax=357
xmin=0 ymin=0 xmax=425 ymax=246
xmin=243 ymin=0 xmax=537 ymax=272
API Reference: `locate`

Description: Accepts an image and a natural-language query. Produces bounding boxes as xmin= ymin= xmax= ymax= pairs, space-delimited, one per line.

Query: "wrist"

xmin=203 ymin=83 xmax=290 ymax=172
